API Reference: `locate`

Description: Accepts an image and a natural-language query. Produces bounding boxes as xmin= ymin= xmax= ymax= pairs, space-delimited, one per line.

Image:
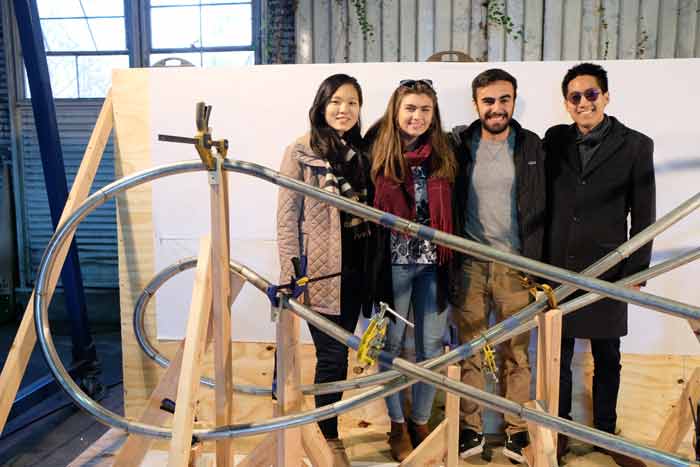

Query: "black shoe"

xmin=458 ymin=428 xmax=485 ymax=459
xmin=503 ymin=431 xmax=529 ymax=464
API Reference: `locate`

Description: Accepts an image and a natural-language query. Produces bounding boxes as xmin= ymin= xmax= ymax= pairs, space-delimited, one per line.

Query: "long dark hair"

xmin=309 ymin=74 xmax=364 ymax=164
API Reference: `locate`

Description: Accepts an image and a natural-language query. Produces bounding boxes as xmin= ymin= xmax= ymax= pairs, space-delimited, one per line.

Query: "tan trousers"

xmin=450 ymin=257 xmax=531 ymax=434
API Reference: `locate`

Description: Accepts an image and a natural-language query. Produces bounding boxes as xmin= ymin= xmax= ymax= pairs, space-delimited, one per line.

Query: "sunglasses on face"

xmin=399 ymin=79 xmax=435 ymax=91
xmin=567 ymin=88 xmax=601 ymax=105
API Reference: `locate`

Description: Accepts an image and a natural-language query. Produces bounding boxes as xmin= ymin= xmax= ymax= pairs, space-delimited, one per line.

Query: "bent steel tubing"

xmin=30 ymin=161 xmax=449 ymax=439
xmin=285 ymin=295 xmax=698 ymax=467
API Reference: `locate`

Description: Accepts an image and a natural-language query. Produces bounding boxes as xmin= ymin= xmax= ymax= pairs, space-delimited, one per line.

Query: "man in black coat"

xmin=544 ymin=62 xmax=655 ymax=467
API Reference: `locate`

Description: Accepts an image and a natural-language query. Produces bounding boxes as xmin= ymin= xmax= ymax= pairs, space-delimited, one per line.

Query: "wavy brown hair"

xmin=370 ymin=82 xmax=456 ymax=183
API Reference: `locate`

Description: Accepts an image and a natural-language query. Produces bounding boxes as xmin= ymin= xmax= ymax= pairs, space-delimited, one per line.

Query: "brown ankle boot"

xmin=388 ymin=421 xmax=412 ymax=461
xmin=407 ymin=419 xmax=431 ymax=448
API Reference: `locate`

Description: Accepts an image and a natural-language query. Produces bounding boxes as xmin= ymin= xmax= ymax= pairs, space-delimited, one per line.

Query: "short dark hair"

xmin=561 ymin=62 xmax=608 ymax=97
xmin=471 ymin=68 xmax=517 ymax=100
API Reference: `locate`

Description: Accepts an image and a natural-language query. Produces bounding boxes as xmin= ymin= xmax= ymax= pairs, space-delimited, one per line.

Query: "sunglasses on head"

xmin=567 ymin=88 xmax=601 ymax=105
xmin=399 ymin=79 xmax=435 ymax=91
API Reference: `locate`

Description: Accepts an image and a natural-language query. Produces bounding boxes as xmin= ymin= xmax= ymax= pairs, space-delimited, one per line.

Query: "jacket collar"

xmin=292 ymin=134 xmax=327 ymax=168
xmin=565 ymin=116 xmax=627 ymax=177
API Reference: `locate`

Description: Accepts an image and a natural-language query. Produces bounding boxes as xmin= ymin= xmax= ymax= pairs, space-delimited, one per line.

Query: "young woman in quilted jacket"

xmin=369 ymin=80 xmax=457 ymax=461
xmin=276 ymin=74 xmax=371 ymax=466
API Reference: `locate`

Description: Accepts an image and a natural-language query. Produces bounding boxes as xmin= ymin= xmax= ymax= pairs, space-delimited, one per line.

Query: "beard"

xmin=481 ymin=112 xmax=511 ymax=135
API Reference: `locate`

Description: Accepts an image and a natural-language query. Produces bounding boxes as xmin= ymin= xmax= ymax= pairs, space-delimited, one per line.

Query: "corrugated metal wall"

xmin=296 ymin=0 xmax=700 ymax=63
xmin=17 ymin=101 xmax=117 ymax=288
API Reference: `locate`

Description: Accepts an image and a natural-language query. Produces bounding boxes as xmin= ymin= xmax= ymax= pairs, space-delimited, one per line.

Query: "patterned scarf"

xmin=320 ymin=146 xmax=371 ymax=239
xmin=374 ymin=143 xmax=453 ymax=264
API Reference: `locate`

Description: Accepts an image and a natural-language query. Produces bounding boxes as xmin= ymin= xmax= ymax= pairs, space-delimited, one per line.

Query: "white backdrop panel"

xmin=148 ymin=60 xmax=700 ymax=353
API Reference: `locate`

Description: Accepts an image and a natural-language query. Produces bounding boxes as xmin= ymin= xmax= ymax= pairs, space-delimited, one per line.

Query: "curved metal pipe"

xmin=30 ymin=159 xmax=700 ymax=466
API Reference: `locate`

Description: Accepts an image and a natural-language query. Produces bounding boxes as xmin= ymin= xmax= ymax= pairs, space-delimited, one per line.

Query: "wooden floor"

xmin=67 ymin=427 xmax=635 ymax=466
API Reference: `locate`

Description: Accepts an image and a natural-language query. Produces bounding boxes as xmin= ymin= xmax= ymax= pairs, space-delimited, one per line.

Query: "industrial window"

xmin=148 ymin=0 xmax=259 ymax=67
xmin=26 ymin=0 xmax=130 ymax=98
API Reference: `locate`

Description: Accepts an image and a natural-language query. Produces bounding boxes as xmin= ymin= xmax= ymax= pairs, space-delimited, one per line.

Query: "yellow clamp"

xmin=482 ymin=341 xmax=499 ymax=383
xmin=295 ymin=276 xmax=309 ymax=287
xmin=356 ymin=306 xmax=388 ymax=369
xmin=520 ymin=276 xmax=558 ymax=309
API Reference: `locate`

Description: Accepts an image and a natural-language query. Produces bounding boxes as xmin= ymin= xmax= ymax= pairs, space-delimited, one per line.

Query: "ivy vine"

xmin=598 ymin=4 xmax=610 ymax=60
xmin=485 ymin=1 xmax=524 ymax=41
xmin=349 ymin=0 xmax=374 ymax=40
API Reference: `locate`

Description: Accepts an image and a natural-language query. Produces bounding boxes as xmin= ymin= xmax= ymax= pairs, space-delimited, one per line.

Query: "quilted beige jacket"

xmin=276 ymin=134 xmax=342 ymax=315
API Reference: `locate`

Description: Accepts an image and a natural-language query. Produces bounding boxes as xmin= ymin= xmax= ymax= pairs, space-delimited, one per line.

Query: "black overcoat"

xmin=544 ymin=116 xmax=656 ymax=339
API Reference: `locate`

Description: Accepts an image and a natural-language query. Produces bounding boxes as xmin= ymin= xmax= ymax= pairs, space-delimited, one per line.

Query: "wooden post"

xmin=114 ymin=272 xmax=245 ymax=466
xmin=401 ymin=364 xmax=461 ymax=467
xmin=654 ymin=367 xmax=700 ymax=453
xmin=523 ymin=401 xmax=558 ymax=467
xmin=210 ymin=157 xmax=234 ymax=467
xmin=167 ymin=237 xmax=213 ymax=467
xmin=0 ymin=92 xmax=114 ymax=435
xmin=536 ymin=308 xmax=562 ymax=445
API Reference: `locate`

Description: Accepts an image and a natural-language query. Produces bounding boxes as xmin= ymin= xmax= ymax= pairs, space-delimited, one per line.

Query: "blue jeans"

xmin=381 ymin=264 xmax=447 ymax=424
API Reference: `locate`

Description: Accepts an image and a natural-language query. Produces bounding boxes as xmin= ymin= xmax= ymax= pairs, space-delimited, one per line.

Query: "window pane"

xmin=88 ymin=18 xmax=126 ymax=50
xmin=81 ymin=1 xmax=124 ymax=17
xmin=202 ymin=51 xmax=254 ymax=67
xmin=78 ymin=55 xmax=129 ymax=97
xmin=201 ymin=4 xmax=251 ymax=47
xmin=151 ymin=6 xmax=201 ymax=49
xmin=37 ymin=0 xmax=123 ymax=18
xmin=42 ymin=19 xmax=93 ymax=51
xmin=37 ymin=0 xmax=83 ymax=18
xmin=47 ymin=56 xmax=78 ymax=98
xmin=150 ymin=52 xmax=202 ymax=67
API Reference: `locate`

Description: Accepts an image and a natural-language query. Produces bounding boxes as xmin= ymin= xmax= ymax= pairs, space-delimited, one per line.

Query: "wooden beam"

xmin=235 ymin=432 xmax=277 ymax=467
xmin=167 ymin=237 xmax=213 ymax=467
xmin=536 ymin=308 xmax=562 ymax=446
xmin=210 ymin=163 xmax=234 ymax=467
xmin=302 ymin=418 xmax=334 ymax=467
xmin=275 ymin=310 xmax=304 ymax=466
xmin=445 ymin=365 xmax=460 ymax=467
xmin=523 ymin=401 xmax=557 ymax=467
xmin=655 ymin=367 xmax=700 ymax=453
xmin=0 ymin=92 xmax=114 ymax=435
xmin=401 ymin=422 xmax=447 ymax=466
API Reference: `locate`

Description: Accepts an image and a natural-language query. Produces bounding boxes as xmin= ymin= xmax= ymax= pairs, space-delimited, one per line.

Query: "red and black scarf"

xmin=374 ymin=143 xmax=453 ymax=264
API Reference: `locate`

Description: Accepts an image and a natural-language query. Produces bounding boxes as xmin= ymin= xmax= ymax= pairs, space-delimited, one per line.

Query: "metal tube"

xmin=30 ymin=158 xmax=700 ymax=462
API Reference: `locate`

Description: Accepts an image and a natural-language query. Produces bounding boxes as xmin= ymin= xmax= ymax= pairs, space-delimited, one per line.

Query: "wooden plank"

xmin=235 ymin=432 xmax=276 ymax=467
xmin=469 ymin=0 xmax=487 ymax=61
xmin=639 ymin=0 xmax=660 ymax=58
xmin=167 ymin=237 xmax=213 ymax=467
xmin=332 ymin=0 xmax=348 ymax=62
xmin=295 ymin=0 xmax=313 ymax=64
xmin=68 ymin=428 xmax=126 ymax=467
xmin=275 ymin=309 xmax=304 ymax=465
xmin=544 ymin=310 xmax=562 ymax=420
xmin=113 ymin=342 xmax=185 ymax=466
xmin=400 ymin=0 xmax=417 ymax=61
xmin=348 ymin=0 xmax=365 ymax=62
xmin=618 ymin=0 xmax=638 ymax=58
xmin=654 ymin=367 xmax=700 ymax=452
xmin=543 ymin=0 xmax=564 ymax=59
xmin=211 ymin=166 xmax=233 ymax=467
xmin=601 ymin=0 xmax=620 ymax=59
xmin=523 ymin=0 xmax=544 ymax=60
xmin=365 ymin=0 xmax=381 ymax=61
xmin=401 ymin=422 xmax=447 ymax=466
xmin=445 ymin=365 xmax=460 ymax=467
xmin=523 ymin=401 xmax=557 ymax=467
xmin=0 ymin=92 xmax=113 ymax=435
xmin=314 ymin=0 xmax=331 ymax=63
xmin=418 ymin=0 xmax=435 ymax=60
xmin=435 ymin=0 xmax=452 ymax=54
xmin=562 ymin=0 xmax=583 ymax=60
xmin=452 ymin=0 xmax=472 ymax=54
xmin=505 ymin=0 xmax=524 ymax=61
xmin=657 ymin=0 xmax=679 ymax=58
xmin=301 ymin=420 xmax=334 ymax=467
xmin=383 ymin=0 xmax=400 ymax=61
xmin=676 ymin=0 xmax=698 ymax=57
xmin=580 ymin=0 xmax=600 ymax=59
